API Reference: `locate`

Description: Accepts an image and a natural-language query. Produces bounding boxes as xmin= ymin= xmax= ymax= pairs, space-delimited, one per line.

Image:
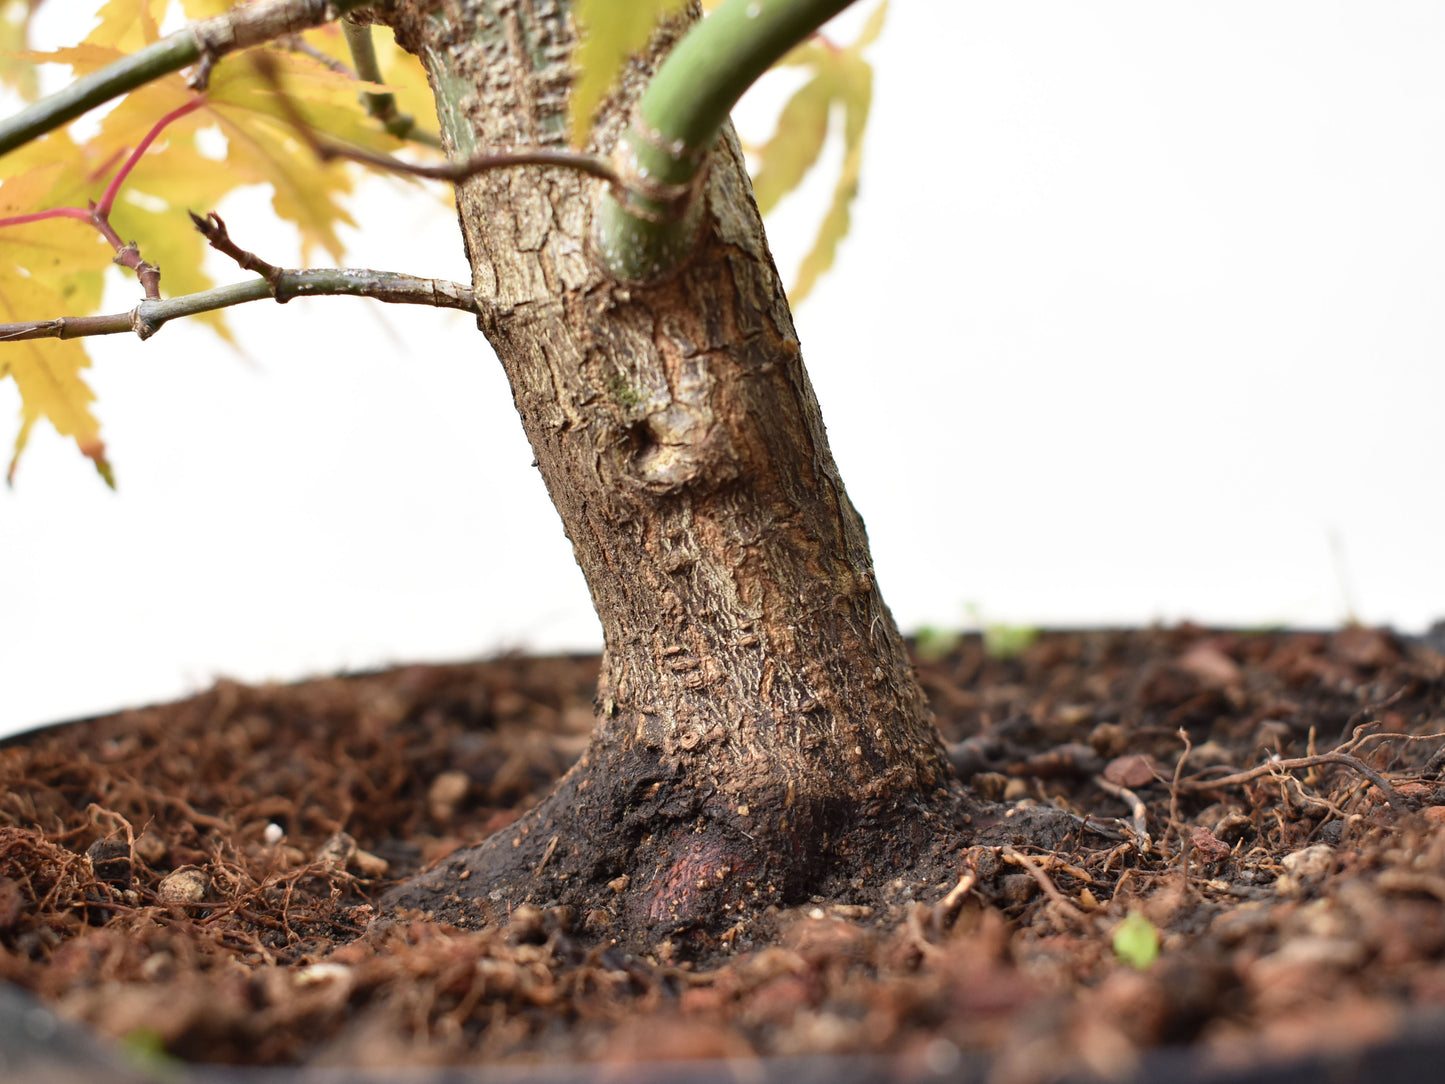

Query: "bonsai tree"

xmin=1 ymin=0 xmax=1010 ymax=938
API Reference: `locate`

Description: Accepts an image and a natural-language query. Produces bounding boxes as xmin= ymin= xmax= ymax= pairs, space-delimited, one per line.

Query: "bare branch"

xmin=251 ymin=53 xmax=622 ymax=189
xmin=0 ymin=312 xmax=139 ymax=342
xmin=0 ymin=269 xmax=480 ymax=344
xmin=189 ymin=211 xmax=283 ymax=283
xmin=188 ymin=0 xmax=375 ymax=87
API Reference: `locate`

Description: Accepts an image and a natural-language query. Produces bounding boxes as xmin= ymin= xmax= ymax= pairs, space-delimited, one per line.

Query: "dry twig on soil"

xmin=1001 ymin=848 xmax=1090 ymax=924
xmin=1177 ymin=722 xmax=1433 ymax=814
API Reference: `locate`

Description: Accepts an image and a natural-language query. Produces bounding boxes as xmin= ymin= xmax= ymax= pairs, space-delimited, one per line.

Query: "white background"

xmin=4 ymin=2 xmax=1445 ymax=736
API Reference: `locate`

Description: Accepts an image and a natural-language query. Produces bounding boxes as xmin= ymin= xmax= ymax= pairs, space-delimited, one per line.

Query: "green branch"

xmin=0 ymin=270 xmax=480 ymax=343
xmin=595 ymin=0 xmax=855 ymax=282
xmin=643 ymin=0 xmax=854 ymax=154
xmin=341 ymin=17 xmax=440 ymax=147
xmin=0 ymin=0 xmax=375 ymax=158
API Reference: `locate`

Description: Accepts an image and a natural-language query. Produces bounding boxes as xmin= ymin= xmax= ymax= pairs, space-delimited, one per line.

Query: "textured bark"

xmin=380 ymin=0 xmax=962 ymax=936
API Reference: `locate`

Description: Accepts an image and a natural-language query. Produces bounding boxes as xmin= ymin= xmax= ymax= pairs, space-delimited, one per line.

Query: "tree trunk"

xmin=380 ymin=0 xmax=964 ymax=939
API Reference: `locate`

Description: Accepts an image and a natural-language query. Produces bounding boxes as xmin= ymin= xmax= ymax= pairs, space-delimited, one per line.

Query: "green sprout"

xmin=1112 ymin=910 xmax=1161 ymax=970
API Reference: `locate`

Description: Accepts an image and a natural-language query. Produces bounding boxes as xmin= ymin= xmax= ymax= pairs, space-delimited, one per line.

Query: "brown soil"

xmin=3 ymin=626 xmax=1445 ymax=1081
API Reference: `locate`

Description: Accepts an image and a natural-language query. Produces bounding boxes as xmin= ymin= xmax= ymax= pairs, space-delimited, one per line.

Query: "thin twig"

xmin=1094 ymin=775 xmax=1151 ymax=853
xmin=190 ymin=211 xmax=283 ymax=282
xmin=929 ymin=871 xmax=978 ymax=933
xmin=312 ymin=118 xmax=620 ymax=187
xmin=84 ymin=805 xmax=137 ymax=850
xmin=251 ymin=52 xmax=621 ymax=189
xmin=1280 ymin=772 xmax=1350 ymax=822
xmin=276 ymin=33 xmax=353 ymax=76
xmin=1001 ymin=847 xmax=1089 ymax=924
xmin=1338 ymin=687 xmax=1410 ymax=743
xmin=0 ymin=97 xmax=204 ymax=300
xmin=1168 ymin=727 xmax=1192 ymax=871
xmin=1344 ymin=728 xmax=1445 ymax=758
xmin=1181 ymin=751 xmax=1410 ymax=814
xmin=339 ymin=18 xmax=439 ymax=147
xmin=1337 ymin=720 xmax=1384 ymax=755
xmin=0 ymin=267 xmax=480 ymax=343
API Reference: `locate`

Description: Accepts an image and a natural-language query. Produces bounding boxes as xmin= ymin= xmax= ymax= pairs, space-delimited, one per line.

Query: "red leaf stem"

xmin=0 ymin=206 xmax=92 ymax=228
xmin=86 ymin=146 xmax=128 ymax=185
xmin=96 ymin=97 xmax=204 ymax=217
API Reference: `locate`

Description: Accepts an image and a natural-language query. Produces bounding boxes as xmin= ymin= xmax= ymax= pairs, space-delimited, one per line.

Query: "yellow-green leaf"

xmin=205 ymin=49 xmax=409 ymax=152
xmin=854 ymin=0 xmax=889 ymax=48
xmin=18 ymin=42 xmax=128 ymax=80
xmin=0 ymin=262 xmax=105 ymax=489
xmin=774 ymin=8 xmax=885 ymax=305
xmin=0 ymin=150 xmax=109 ymax=316
xmin=789 ymin=55 xmax=870 ymax=304
xmin=227 ymin=128 xmax=357 ymax=263
xmin=569 ymin=0 xmax=691 ymax=145
xmin=0 ymin=0 xmax=41 ymax=100
xmin=84 ymin=0 xmax=161 ymax=52
xmin=0 ymin=150 xmax=112 ymax=483
xmin=3 ymin=11 xmax=426 ymax=483
xmin=777 ymin=40 xmax=833 ymax=69
xmin=750 ymin=73 xmax=833 ymax=216
xmin=4 ymin=337 xmax=109 ymax=487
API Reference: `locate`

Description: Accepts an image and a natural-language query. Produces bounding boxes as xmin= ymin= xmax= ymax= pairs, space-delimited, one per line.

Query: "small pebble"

xmin=158 ymin=868 xmax=209 ymax=903
xmin=1275 ymin=844 xmax=1334 ymax=897
xmin=428 ymin=770 xmax=472 ymax=823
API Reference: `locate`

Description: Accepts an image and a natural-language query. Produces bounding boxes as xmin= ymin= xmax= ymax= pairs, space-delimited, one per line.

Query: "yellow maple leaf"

xmin=16 ymin=0 xmax=162 ymax=80
xmin=3 ymin=336 xmax=110 ymax=486
xmin=73 ymin=43 xmax=401 ymax=269
xmin=750 ymin=73 xmax=833 ymax=216
xmin=0 ymin=156 xmax=113 ymax=485
xmin=201 ymin=51 xmax=402 ymax=262
xmin=25 ymin=81 xmax=239 ymax=342
xmin=0 ymin=0 xmax=41 ymax=100
xmin=790 ymin=50 xmax=870 ymax=304
xmin=207 ymin=48 xmax=409 ymax=150
xmin=1 ymin=4 xmax=443 ymax=482
xmin=747 ymin=2 xmax=887 ymax=304
xmin=85 ymin=0 xmax=162 ymax=52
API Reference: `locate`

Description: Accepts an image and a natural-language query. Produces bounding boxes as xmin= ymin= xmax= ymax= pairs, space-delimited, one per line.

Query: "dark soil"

xmin=4 ymin=626 xmax=1445 ymax=1082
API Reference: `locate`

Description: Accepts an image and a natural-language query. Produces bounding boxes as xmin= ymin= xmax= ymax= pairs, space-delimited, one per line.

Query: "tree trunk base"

xmin=380 ymin=742 xmax=1081 ymax=951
